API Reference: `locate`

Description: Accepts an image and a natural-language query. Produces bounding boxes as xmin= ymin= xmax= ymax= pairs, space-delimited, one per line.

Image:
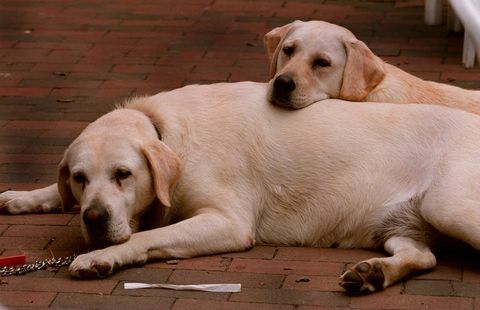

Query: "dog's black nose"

xmin=83 ymin=205 xmax=109 ymax=227
xmin=273 ymin=74 xmax=296 ymax=94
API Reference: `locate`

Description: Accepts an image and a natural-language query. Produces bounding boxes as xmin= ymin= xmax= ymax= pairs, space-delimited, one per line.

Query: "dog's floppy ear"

xmin=340 ymin=39 xmax=386 ymax=101
xmin=143 ymin=140 xmax=181 ymax=208
xmin=264 ymin=21 xmax=299 ymax=78
xmin=57 ymin=154 xmax=76 ymax=211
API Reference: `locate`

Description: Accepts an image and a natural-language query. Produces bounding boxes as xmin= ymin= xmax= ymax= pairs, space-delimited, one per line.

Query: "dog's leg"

xmin=69 ymin=211 xmax=254 ymax=278
xmin=419 ymin=169 xmax=480 ymax=251
xmin=421 ymin=198 xmax=480 ymax=250
xmin=339 ymin=236 xmax=436 ymax=294
xmin=0 ymin=184 xmax=62 ymax=214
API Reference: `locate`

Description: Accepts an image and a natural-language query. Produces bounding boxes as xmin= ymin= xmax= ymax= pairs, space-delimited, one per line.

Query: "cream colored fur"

xmin=265 ymin=20 xmax=480 ymax=113
xmin=2 ymin=82 xmax=480 ymax=293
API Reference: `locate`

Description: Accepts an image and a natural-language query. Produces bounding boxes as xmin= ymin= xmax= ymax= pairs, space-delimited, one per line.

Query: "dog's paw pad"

xmin=71 ymin=263 xmax=113 ymax=278
xmin=77 ymin=268 xmax=101 ymax=278
xmin=340 ymin=268 xmax=365 ymax=292
xmin=339 ymin=261 xmax=385 ymax=294
xmin=94 ymin=262 xmax=114 ymax=277
xmin=69 ymin=253 xmax=115 ymax=278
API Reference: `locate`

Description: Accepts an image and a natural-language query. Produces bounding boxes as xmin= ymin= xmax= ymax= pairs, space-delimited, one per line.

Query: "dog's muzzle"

xmin=83 ymin=205 xmax=111 ymax=245
xmin=271 ymin=74 xmax=296 ymax=107
xmin=83 ymin=205 xmax=110 ymax=228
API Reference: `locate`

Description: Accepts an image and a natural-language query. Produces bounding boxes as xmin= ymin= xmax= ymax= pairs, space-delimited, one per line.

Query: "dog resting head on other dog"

xmin=264 ymin=20 xmax=480 ymax=115
xmin=58 ymin=108 xmax=181 ymax=247
xmin=264 ymin=20 xmax=386 ymax=109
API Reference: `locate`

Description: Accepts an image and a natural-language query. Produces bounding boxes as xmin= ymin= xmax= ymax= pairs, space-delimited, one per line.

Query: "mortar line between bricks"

xmin=45 ymin=49 xmax=55 ymax=57
xmin=65 ymin=214 xmax=78 ymax=226
xmin=0 ymin=120 xmax=10 ymax=128
xmin=107 ymin=64 xmax=115 ymax=74
xmin=43 ymin=237 xmax=57 ymax=250
xmin=163 ymin=268 xmax=175 ymax=283
xmin=48 ymin=291 xmax=59 ymax=308
xmin=74 ymin=54 xmax=83 ymax=65
xmin=170 ymin=298 xmax=180 ymax=309
xmin=109 ymin=280 xmax=122 ymax=295
xmin=0 ymin=224 xmax=9 ymax=236
xmin=449 ymin=280 xmax=456 ymax=295
xmin=272 ymin=247 xmax=279 ymax=259
xmin=279 ymin=274 xmax=287 ymax=289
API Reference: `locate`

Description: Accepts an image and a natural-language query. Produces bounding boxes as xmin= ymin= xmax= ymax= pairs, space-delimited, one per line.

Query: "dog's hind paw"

xmin=339 ymin=261 xmax=385 ymax=294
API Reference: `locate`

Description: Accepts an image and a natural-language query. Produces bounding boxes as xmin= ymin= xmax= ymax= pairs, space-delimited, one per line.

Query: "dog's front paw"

xmin=0 ymin=188 xmax=60 ymax=214
xmin=0 ymin=191 xmax=42 ymax=214
xmin=339 ymin=261 xmax=385 ymax=294
xmin=69 ymin=250 xmax=117 ymax=278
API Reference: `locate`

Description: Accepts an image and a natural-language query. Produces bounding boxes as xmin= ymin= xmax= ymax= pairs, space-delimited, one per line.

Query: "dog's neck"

xmin=150 ymin=117 xmax=162 ymax=141
xmin=125 ymin=94 xmax=194 ymax=159
xmin=123 ymin=98 xmax=165 ymax=142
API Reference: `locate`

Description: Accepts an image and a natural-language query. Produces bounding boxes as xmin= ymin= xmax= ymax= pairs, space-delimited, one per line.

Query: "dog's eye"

xmin=114 ymin=169 xmax=132 ymax=181
xmin=73 ymin=172 xmax=87 ymax=184
xmin=283 ymin=46 xmax=295 ymax=56
xmin=313 ymin=58 xmax=331 ymax=68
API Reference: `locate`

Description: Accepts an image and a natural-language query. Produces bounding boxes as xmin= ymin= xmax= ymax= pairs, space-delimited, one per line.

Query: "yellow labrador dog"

xmin=2 ymin=82 xmax=480 ymax=294
xmin=265 ymin=20 xmax=480 ymax=113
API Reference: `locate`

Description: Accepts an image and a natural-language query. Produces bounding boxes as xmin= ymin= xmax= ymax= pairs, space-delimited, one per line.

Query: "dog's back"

xmin=368 ymin=64 xmax=480 ymax=115
xmin=129 ymin=82 xmax=480 ymax=249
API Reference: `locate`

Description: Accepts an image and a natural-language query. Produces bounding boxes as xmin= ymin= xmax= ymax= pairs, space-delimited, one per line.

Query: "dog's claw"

xmin=340 ymin=269 xmax=364 ymax=293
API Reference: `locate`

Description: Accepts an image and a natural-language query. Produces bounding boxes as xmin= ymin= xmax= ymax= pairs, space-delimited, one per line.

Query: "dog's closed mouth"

xmin=270 ymin=96 xmax=296 ymax=109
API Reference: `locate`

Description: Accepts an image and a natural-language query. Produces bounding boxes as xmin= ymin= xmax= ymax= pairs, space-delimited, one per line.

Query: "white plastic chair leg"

xmin=448 ymin=0 xmax=480 ymax=68
xmin=425 ymin=0 xmax=443 ymax=25
xmin=448 ymin=6 xmax=463 ymax=33
xmin=463 ymin=31 xmax=477 ymax=68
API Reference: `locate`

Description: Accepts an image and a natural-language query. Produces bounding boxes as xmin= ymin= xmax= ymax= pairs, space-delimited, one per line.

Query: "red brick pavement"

xmin=1 ymin=0 xmax=480 ymax=308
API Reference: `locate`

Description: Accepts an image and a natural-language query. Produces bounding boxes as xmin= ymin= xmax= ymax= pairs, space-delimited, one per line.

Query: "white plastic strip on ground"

xmin=124 ymin=282 xmax=241 ymax=293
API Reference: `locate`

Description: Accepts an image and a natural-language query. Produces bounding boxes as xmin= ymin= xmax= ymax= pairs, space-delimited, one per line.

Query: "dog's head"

xmin=57 ymin=108 xmax=181 ymax=247
xmin=265 ymin=20 xmax=386 ymax=109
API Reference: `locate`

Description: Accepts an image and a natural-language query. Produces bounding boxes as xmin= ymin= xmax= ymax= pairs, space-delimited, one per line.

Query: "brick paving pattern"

xmin=1 ymin=0 xmax=480 ymax=308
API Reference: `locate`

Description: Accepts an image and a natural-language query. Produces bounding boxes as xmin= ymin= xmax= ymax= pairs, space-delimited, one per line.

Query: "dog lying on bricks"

xmin=2 ymin=82 xmax=480 ymax=294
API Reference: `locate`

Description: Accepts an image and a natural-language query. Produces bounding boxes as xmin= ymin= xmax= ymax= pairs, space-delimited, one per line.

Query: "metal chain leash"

xmin=0 ymin=255 xmax=76 ymax=276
